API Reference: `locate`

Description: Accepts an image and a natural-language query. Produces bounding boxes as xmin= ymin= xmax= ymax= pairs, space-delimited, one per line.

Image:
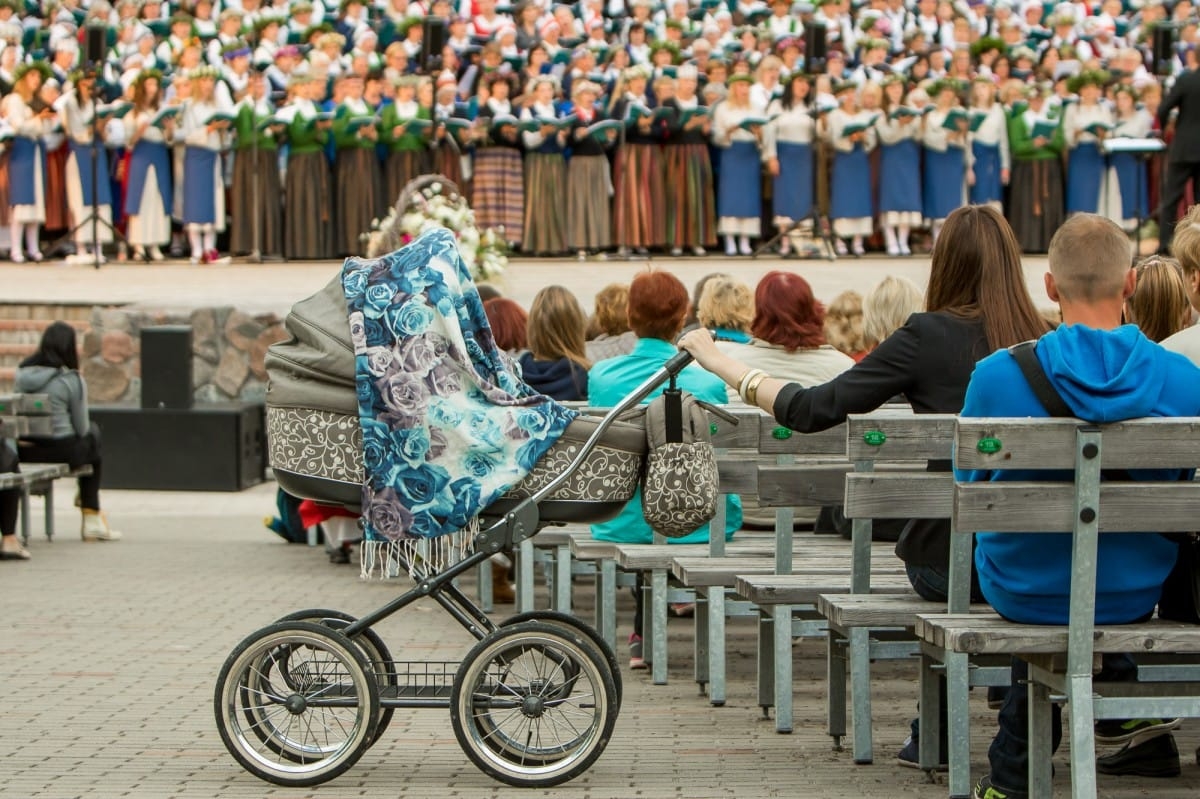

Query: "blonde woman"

xmin=863 ymin=275 xmax=925 ymax=349
xmin=876 ymin=76 xmax=923 ymax=256
xmin=1125 ymin=256 xmax=1192 ymax=343
xmin=712 ymin=74 xmax=764 ymax=256
xmin=519 ymin=286 xmax=592 ymax=402
xmin=825 ymin=81 xmax=877 ymax=256
xmin=823 ymin=290 xmax=868 ymax=362
xmin=585 ymin=283 xmax=637 ymax=364
xmin=697 ymin=274 xmax=754 ymax=347
xmin=2 ymin=62 xmax=54 ymax=263
xmin=175 ymin=65 xmax=233 ymax=263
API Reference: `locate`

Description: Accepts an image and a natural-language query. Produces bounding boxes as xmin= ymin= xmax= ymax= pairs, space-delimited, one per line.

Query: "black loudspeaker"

xmin=804 ymin=22 xmax=827 ymax=73
xmin=84 ymin=25 xmax=107 ymax=68
xmin=141 ymin=326 xmax=194 ymax=410
xmin=1152 ymin=23 xmax=1176 ymax=77
xmin=90 ymin=404 xmax=265 ymax=491
xmin=421 ymin=16 xmax=447 ymax=72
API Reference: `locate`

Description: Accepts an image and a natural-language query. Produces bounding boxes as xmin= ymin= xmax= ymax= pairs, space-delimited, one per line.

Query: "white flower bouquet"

xmin=363 ymin=176 xmax=507 ymax=283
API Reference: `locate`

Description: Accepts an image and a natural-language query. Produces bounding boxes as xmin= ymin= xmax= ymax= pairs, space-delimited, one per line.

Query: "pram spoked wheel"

xmin=214 ymin=621 xmax=380 ymax=787
xmin=450 ymin=621 xmax=618 ymax=787
xmin=498 ymin=610 xmax=622 ymax=709
xmin=276 ymin=608 xmax=398 ymax=745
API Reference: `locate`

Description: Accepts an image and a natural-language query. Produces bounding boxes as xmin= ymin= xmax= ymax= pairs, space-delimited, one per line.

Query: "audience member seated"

xmin=823 ymin=290 xmax=868 ymax=361
xmin=0 ymin=439 xmax=26 ymax=560
xmin=585 ymin=282 xmax=637 ymax=364
xmin=863 ymin=275 xmax=925 ymax=351
xmin=518 ymin=285 xmax=590 ymax=401
xmin=1124 ymin=255 xmax=1192 ymax=343
xmin=696 ymin=273 xmax=754 ymax=346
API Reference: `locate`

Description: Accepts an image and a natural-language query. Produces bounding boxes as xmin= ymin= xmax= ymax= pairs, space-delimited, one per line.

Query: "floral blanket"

xmin=342 ymin=228 xmax=576 ymax=569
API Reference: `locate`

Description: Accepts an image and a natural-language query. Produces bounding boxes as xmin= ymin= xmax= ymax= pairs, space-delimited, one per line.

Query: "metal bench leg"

xmin=553 ymin=543 xmax=571 ymax=613
xmin=918 ymin=651 xmax=942 ymax=772
xmin=1066 ymin=674 xmax=1097 ymax=799
xmin=694 ymin=588 xmax=709 ymax=691
xmin=773 ymin=605 xmax=793 ymax=734
xmin=517 ymin=538 xmax=535 ymax=613
xmin=849 ymin=627 xmax=873 ymax=763
xmin=44 ymin=482 xmax=54 ymax=541
xmin=19 ymin=489 xmax=32 ymax=547
xmin=826 ymin=627 xmax=847 ymax=751
xmin=597 ymin=559 xmax=617 ymax=651
xmin=945 ymin=652 xmax=971 ymax=799
xmin=757 ymin=609 xmax=774 ymax=716
xmin=477 ymin=560 xmax=494 ymax=613
xmin=1028 ymin=674 xmax=1054 ymax=799
xmin=650 ymin=568 xmax=668 ymax=685
xmin=709 ymin=587 xmax=727 ymax=706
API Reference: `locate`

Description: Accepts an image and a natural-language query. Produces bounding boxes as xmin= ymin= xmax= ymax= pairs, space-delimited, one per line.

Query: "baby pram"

xmin=213 ymin=230 xmax=694 ymax=788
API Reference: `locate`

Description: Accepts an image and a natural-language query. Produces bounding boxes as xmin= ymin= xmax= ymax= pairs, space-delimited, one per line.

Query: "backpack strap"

xmin=1008 ymin=340 xmax=1075 ymax=418
xmin=663 ymin=387 xmax=683 ymax=444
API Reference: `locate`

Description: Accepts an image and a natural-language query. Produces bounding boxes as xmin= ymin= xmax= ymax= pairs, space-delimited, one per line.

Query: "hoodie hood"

xmin=517 ymin=354 xmax=587 ymax=402
xmin=1037 ymin=324 xmax=1167 ymax=423
xmin=14 ymin=365 xmax=63 ymax=393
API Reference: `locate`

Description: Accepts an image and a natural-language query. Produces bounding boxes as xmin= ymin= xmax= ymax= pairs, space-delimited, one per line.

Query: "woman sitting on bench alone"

xmin=14 ymin=322 xmax=121 ymax=542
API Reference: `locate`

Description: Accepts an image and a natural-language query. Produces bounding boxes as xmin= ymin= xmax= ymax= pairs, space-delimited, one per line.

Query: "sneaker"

xmin=973 ymin=776 xmax=1026 ymax=799
xmin=628 ymin=633 xmax=647 ymax=670
xmin=896 ymin=735 xmax=947 ymax=772
xmin=1094 ymin=718 xmax=1181 ymax=745
xmin=669 ymin=247 xmax=683 ymax=256
xmin=1096 ymin=732 xmax=1181 ymax=778
xmin=668 ymin=602 xmax=695 ymax=618
xmin=692 ymin=246 xmax=706 ymax=256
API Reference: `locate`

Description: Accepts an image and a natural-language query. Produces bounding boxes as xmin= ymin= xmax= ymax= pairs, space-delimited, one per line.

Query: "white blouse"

xmin=1064 ymin=101 xmax=1115 ymax=147
xmin=762 ymin=99 xmax=815 ymax=159
xmin=711 ymin=101 xmax=761 ymax=147
xmin=827 ymin=108 xmax=878 ymax=154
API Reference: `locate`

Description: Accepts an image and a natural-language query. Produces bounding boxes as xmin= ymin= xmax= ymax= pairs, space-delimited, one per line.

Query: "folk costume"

xmin=663 ymin=93 xmax=716 ymax=256
xmin=230 ymin=94 xmax=283 ymax=256
xmin=332 ymin=95 xmax=384 ymax=256
xmin=472 ymin=97 xmax=525 ymax=246
xmin=124 ymin=106 xmax=174 ymax=258
xmin=611 ymin=86 xmax=666 ymax=252
xmin=282 ymin=93 xmax=335 ymax=260
xmin=60 ymin=87 xmax=115 ymax=254
xmin=711 ymin=96 xmax=763 ymax=253
xmin=2 ymin=89 xmax=50 ymax=261
xmin=826 ymin=107 xmax=877 ymax=251
xmin=520 ymin=98 xmax=569 ymax=255
xmin=763 ymin=96 xmax=815 ymax=251
xmin=379 ymin=95 xmax=432 ymax=207
xmin=175 ymin=85 xmax=232 ymax=262
xmin=564 ymin=95 xmax=614 ymax=254
xmin=875 ymin=106 xmax=923 ymax=256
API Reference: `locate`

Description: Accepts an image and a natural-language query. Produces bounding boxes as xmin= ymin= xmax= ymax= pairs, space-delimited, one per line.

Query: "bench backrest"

xmin=950 ymin=416 xmax=1200 ymax=678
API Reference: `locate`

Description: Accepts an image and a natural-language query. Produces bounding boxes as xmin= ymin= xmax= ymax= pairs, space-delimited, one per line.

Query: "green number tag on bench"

xmin=709 ymin=422 xmax=718 ymax=436
xmin=863 ymin=430 xmax=886 ymax=447
xmin=977 ymin=437 xmax=1002 ymax=454
xmin=772 ymin=427 xmax=792 ymax=440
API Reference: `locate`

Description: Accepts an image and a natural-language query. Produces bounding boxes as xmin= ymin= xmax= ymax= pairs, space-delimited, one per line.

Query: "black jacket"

xmin=1158 ymin=69 xmax=1200 ymax=164
xmin=772 ymin=311 xmax=990 ymax=568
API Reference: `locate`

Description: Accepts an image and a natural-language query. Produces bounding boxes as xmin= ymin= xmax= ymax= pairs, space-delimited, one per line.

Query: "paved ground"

xmin=0 ymin=250 xmax=1056 ymax=317
xmin=1 ymin=484 xmax=1197 ymax=799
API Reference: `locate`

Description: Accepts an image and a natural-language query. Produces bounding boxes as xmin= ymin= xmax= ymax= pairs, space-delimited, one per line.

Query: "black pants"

xmin=0 ymin=489 xmax=17 ymax=537
xmin=1158 ymin=159 xmax=1200 ymax=253
xmin=19 ymin=423 xmax=104 ymax=510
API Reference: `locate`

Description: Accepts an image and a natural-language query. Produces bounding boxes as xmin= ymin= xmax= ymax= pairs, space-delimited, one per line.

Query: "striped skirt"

xmin=663 ymin=143 xmax=716 ymax=249
xmin=522 ymin=152 xmax=567 ymax=254
xmin=433 ymin=143 xmax=464 ymax=195
xmin=230 ymin=147 xmax=283 ymax=256
xmin=0 ymin=152 xmax=8 ymax=226
xmin=45 ymin=143 xmax=70 ymax=230
xmin=472 ymin=147 xmax=524 ymax=244
xmin=284 ymin=151 xmax=334 ymax=260
xmin=334 ymin=147 xmax=383 ymax=256
xmin=613 ymin=143 xmax=665 ymax=249
xmin=566 ymin=154 xmax=611 ymax=251
xmin=384 ymin=149 xmax=431 ymax=208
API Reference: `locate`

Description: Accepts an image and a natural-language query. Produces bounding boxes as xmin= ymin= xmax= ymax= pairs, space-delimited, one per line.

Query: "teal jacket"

xmin=587 ymin=337 xmax=742 ymax=544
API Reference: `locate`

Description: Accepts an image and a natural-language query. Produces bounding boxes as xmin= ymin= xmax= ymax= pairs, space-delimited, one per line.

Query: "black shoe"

xmin=896 ymin=735 xmax=947 ymax=771
xmin=987 ymin=685 xmax=1009 ymax=710
xmin=1096 ymin=732 xmax=1181 ymax=778
xmin=1094 ymin=717 xmax=1181 ymax=745
xmin=972 ymin=775 xmax=1027 ymax=799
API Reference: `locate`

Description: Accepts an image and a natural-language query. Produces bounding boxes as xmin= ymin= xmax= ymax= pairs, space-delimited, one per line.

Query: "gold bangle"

xmin=739 ymin=369 xmax=768 ymax=400
xmin=734 ymin=367 xmax=755 ymax=395
xmin=737 ymin=368 xmax=764 ymax=402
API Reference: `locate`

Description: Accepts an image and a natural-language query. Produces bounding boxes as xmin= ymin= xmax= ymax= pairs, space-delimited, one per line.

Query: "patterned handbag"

xmin=640 ymin=386 xmax=720 ymax=538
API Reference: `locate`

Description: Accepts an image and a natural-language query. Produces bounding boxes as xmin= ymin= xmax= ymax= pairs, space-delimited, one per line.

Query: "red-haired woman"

xmin=587 ymin=269 xmax=742 ymax=669
xmin=711 ymin=270 xmax=855 ymax=403
xmin=482 ymin=297 xmax=529 ymax=354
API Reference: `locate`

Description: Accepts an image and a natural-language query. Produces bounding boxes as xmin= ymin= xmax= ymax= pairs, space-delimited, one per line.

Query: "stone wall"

xmin=81 ymin=306 xmax=288 ymax=404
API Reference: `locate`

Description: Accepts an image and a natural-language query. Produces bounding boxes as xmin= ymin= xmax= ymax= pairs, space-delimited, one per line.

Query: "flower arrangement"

xmin=363 ymin=176 xmax=507 ymax=283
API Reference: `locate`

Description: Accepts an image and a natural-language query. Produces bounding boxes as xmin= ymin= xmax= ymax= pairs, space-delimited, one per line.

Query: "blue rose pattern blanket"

xmin=342 ymin=228 xmax=577 ymax=577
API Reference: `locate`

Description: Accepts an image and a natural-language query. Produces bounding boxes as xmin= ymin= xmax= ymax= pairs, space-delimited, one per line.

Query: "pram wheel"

xmin=498 ymin=610 xmax=622 ymax=710
xmin=214 ymin=621 xmax=380 ymax=787
xmin=276 ymin=608 xmax=397 ymax=745
xmin=450 ymin=621 xmax=617 ymax=787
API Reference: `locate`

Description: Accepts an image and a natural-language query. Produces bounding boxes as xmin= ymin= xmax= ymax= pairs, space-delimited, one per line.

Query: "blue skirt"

xmin=969 ymin=141 xmax=1003 ymax=205
xmin=68 ymin=141 xmax=112 ymax=207
xmin=717 ymin=140 xmax=762 ymax=219
xmin=773 ymin=141 xmax=813 ymax=221
xmin=923 ymin=146 xmax=965 ymax=220
xmin=125 ymin=140 xmax=172 ymax=217
xmin=1111 ymin=151 xmax=1148 ymax=221
xmin=8 ymin=136 xmax=44 ymax=206
xmin=831 ymin=144 xmax=872 ymax=220
xmin=1066 ymin=141 xmax=1104 ymax=214
xmin=182 ymin=147 xmax=219 ymax=225
xmin=879 ymin=139 xmax=922 ymax=214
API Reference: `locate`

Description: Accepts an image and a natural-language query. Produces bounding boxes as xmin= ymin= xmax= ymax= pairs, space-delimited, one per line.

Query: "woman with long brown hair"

xmin=125 ymin=69 xmax=174 ymax=261
xmin=680 ymin=204 xmax=1049 ymax=592
xmin=518 ymin=286 xmax=591 ymax=401
xmin=1125 ymin=255 xmax=1192 ymax=343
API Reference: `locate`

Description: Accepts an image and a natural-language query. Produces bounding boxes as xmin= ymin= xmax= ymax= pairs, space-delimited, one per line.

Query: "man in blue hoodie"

xmin=963 ymin=214 xmax=1200 ymax=799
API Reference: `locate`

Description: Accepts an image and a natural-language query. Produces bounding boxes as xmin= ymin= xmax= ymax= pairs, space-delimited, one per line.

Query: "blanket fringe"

xmin=359 ymin=519 xmax=479 ymax=581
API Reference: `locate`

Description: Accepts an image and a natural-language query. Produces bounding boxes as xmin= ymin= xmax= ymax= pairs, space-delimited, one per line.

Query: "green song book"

xmin=1031 ymin=118 xmax=1059 ymax=140
xmin=841 ymin=113 xmax=880 ymax=137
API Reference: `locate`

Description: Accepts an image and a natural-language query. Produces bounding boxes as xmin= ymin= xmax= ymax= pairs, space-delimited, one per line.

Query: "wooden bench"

xmin=916 ymin=417 xmax=1200 ymax=799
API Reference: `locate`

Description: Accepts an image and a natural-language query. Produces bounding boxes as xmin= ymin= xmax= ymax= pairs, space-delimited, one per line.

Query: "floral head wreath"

xmin=134 ymin=67 xmax=164 ymax=85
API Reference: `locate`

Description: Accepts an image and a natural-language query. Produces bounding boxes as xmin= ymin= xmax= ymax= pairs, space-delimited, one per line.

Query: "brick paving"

xmin=1 ymin=484 xmax=1197 ymax=799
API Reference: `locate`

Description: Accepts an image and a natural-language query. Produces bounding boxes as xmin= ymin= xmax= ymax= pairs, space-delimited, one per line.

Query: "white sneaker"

xmin=149 ymin=246 xmax=165 ymax=262
xmin=692 ymin=246 xmax=706 ymax=256
xmin=670 ymin=247 xmax=683 ymax=257
xmin=81 ymin=510 xmax=122 ymax=542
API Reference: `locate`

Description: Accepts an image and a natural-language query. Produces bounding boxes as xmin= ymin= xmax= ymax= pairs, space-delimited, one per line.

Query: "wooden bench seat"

xmin=818 ymin=593 xmax=944 ymax=628
xmin=917 ymin=614 xmax=1200 ymax=655
xmin=737 ymin=573 xmax=913 ymax=605
xmin=615 ymin=542 xmax=775 ymax=571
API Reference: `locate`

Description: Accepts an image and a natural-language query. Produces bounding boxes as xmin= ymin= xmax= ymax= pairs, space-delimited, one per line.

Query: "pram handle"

xmin=661 ymin=349 xmax=694 ymax=378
